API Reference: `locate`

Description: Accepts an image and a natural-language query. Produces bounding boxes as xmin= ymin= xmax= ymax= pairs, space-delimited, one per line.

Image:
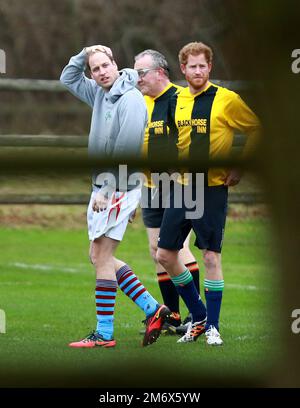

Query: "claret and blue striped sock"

xmin=95 ymin=279 xmax=117 ymax=341
xmin=171 ymin=269 xmax=206 ymax=323
xmin=204 ymin=279 xmax=224 ymax=331
xmin=116 ymin=265 xmax=158 ymax=317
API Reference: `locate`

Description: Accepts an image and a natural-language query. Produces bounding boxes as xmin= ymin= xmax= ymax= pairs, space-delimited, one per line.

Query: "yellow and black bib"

xmin=169 ymin=82 xmax=260 ymax=186
xmin=143 ymin=83 xmax=183 ymax=187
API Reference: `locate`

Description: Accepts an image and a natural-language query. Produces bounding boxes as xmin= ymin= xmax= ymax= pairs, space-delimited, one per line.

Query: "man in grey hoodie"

xmin=60 ymin=45 xmax=170 ymax=348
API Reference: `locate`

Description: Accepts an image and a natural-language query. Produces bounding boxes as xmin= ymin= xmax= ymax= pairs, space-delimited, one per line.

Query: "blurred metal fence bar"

xmin=0 ymin=78 xmax=258 ymax=92
xmin=0 ymin=193 xmax=263 ymax=205
xmin=0 ymin=134 xmax=247 ymax=148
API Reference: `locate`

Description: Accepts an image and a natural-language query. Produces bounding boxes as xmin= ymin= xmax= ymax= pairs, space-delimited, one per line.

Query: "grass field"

xmin=0 ymin=212 xmax=280 ymax=387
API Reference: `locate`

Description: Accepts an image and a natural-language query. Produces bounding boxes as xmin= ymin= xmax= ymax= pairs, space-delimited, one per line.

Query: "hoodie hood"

xmin=107 ymin=68 xmax=138 ymax=103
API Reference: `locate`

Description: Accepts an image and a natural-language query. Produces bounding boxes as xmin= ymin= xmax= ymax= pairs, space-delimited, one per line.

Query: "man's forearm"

xmin=60 ymin=49 xmax=87 ymax=86
xmin=60 ymin=49 xmax=96 ymax=107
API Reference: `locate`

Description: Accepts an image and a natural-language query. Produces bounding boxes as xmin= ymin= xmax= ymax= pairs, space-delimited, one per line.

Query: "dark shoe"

xmin=161 ymin=312 xmax=181 ymax=335
xmin=175 ymin=313 xmax=193 ymax=335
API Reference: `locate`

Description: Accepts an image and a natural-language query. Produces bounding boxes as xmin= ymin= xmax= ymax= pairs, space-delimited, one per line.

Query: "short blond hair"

xmin=178 ymin=42 xmax=213 ymax=65
xmin=87 ymin=50 xmax=115 ymax=71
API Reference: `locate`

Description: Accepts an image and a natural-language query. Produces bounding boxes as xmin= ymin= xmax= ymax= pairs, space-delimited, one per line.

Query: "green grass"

xmin=0 ymin=218 xmax=280 ymax=387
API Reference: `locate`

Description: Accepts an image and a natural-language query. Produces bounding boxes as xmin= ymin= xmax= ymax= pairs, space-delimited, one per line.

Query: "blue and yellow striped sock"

xmin=204 ymin=279 xmax=224 ymax=331
xmin=95 ymin=279 xmax=117 ymax=341
xmin=172 ymin=269 xmax=206 ymax=323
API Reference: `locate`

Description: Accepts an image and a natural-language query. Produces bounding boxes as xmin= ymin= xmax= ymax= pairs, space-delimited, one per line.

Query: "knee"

xmin=203 ymin=250 xmax=220 ymax=270
xmin=149 ymin=242 xmax=158 ymax=263
xmin=89 ymin=243 xmax=110 ymax=268
xmin=156 ymin=248 xmax=174 ymax=268
xmin=89 ymin=246 xmax=96 ymax=266
xmin=90 ymin=251 xmax=99 ymax=267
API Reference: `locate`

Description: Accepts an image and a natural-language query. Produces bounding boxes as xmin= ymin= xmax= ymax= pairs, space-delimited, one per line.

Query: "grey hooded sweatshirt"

xmin=60 ymin=49 xmax=147 ymax=190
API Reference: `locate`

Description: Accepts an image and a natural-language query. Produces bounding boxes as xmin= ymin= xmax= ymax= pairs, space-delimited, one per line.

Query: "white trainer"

xmin=205 ymin=325 xmax=223 ymax=345
xmin=177 ymin=319 xmax=206 ymax=343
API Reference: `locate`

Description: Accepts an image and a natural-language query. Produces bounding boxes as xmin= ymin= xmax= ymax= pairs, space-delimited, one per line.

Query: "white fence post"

xmin=0 ymin=309 xmax=6 ymax=333
xmin=0 ymin=49 xmax=6 ymax=74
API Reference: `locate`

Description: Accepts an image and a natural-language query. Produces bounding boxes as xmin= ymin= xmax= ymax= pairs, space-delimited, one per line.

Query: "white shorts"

xmin=87 ymin=187 xmax=141 ymax=242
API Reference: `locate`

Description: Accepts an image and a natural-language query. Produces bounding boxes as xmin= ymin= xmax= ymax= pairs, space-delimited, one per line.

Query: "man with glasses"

xmin=134 ymin=50 xmax=202 ymax=335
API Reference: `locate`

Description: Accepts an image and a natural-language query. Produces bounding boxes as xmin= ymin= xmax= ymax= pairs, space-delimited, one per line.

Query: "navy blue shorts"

xmin=142 ymin=207 xmax=165 ymax=228
xmin=158 ymin=184 xmax=228 ymax=253
xmin=141 ymin=185 xmax=169 ymax=228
